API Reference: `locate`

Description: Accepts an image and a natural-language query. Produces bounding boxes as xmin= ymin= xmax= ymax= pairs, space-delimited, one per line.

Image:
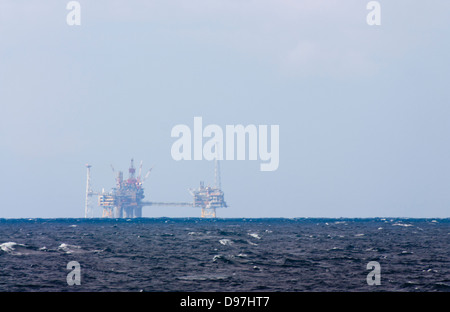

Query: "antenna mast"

xmin=85 ymin=164 xmax=93 ymax=218
xmin=214 ymin=142 xmax=221 ymax=190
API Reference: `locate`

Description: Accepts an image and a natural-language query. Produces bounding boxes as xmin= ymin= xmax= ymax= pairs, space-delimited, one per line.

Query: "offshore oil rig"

xmin=84 ymin=158 xmax=227 ymax=218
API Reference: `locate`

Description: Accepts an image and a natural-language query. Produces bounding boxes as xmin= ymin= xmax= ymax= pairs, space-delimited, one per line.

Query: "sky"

xmin=1 ymin=0 xmax=450 ymax=218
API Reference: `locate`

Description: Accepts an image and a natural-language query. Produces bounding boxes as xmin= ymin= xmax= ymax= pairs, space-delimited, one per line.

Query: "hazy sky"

xmin=1 ymin=1 xmax=450 ymax=218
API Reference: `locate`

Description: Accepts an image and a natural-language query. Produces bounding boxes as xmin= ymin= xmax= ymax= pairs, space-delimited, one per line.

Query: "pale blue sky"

xmin=1 ymin=1 xmax=449 ymax=218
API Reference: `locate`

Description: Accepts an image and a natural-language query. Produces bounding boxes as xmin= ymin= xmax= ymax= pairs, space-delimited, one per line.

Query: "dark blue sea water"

xmin=0 ymin=218 xmax=449 ymax=292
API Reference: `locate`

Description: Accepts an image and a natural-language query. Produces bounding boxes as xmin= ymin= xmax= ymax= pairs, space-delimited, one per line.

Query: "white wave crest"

xmin=58 ymin=243 xmax=82 ymax=254
xmin=219 ymin=239 xmax=233 ymax=246
xmin=393 ymin=223 xmax=413 ymax=227
xmin=248 ymin=233 xmax=261 ymax=239
xmin=0 ymin=242 xmax=21 ymax=253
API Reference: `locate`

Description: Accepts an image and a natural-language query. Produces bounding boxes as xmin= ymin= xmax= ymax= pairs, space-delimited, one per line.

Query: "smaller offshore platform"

xmin=190 ymin=157 xmax=226 ymax=218
xmin=85 ymin=158 xmax=227 ymax=218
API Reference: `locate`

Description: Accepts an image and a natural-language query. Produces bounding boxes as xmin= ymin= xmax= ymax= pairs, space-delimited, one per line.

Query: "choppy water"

xmin=0 ymin=218 xmax=449 ymax=292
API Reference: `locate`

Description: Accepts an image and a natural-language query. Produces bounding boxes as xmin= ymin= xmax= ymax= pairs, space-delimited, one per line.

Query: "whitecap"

xmin=0 ymin=242 xmax=20 ymax=253
xmin=0 ymin=242 xmax=43 ymax=256
xmin=248 ymin=233 xmax=261 ymax=239
xmin=58 ymin=243 xmax=82 ymax=254
xmin=219 ymin=239 xmax=233 ymax=246
xmin=179 ymin=274 xmax=229 ymax=281
xmin=392 ymin=223 xmax=413 ymax=227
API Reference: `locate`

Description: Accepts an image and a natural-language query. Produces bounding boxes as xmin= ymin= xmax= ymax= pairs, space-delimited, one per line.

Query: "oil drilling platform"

xmin=85 ymin=158 xmax=227 ymax=218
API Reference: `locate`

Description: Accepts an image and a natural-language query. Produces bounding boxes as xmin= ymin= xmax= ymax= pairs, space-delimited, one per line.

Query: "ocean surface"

xmin=0 ymin=218 xmax=449 ymax=292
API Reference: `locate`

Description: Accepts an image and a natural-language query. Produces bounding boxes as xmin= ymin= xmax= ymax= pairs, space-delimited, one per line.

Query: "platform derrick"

xmin=98 ymin=159 xmax=145 ymax=218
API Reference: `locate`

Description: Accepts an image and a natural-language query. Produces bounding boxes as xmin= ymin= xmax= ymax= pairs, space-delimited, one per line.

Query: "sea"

xmin=0 ymin=218 xmax=449 ymax=292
